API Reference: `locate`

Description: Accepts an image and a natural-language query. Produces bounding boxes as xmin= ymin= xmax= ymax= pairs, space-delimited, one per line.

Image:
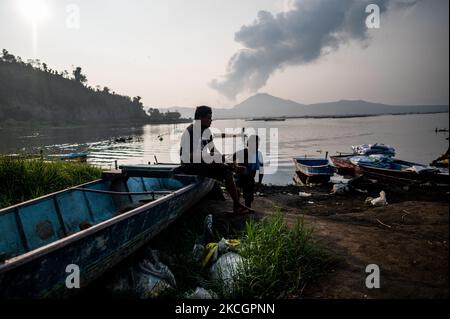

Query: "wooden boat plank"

xmin=0 ymin=211 xmax=27 ymax=258
xmin=18 ymin=198 xmax=65 ymax=251
xmin=56 ymin=190 xmax=94 ymax=235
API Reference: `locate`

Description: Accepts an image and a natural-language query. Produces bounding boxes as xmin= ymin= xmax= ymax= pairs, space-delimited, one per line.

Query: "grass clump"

xmin=229 ymin=209 xmax=331 ymax=299
xmin=152 ymin=207 xmax=331 ymax=299
xmin=0 ymin=156 xmax=102 ymax=209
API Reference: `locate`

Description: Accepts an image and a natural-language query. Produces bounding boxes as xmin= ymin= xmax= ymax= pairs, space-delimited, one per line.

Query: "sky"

xmin=0 ymin=0 xmax=448 ymax=108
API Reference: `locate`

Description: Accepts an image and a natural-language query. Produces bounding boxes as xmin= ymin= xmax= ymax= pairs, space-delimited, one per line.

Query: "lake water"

xmin=1 ymin=113 xmax=448 ymax=185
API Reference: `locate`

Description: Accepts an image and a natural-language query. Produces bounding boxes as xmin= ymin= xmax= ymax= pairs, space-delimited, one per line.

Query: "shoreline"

xmin=200 ymin=180 xmax=448 ymax=298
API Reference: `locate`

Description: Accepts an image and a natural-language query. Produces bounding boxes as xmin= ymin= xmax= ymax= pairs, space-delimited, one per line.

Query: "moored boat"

xmin=331 ymin=152 xmax=448 ymax=185
xmin=330 ymin=144 xmax=395 ymax=176
xmin=0 ymin=164 xmax=214 ymax=298
xmin=329 ymin=154 xmax=356 ymax=175
xmin=356 ymin=159 xmax=448 ymax=185
xmin=292 ymin=157 xmax=334 ymax=185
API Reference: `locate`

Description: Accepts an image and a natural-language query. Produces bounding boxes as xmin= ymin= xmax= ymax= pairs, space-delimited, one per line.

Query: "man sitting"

xmin=179 ymin=105 xmax=254 ymax=215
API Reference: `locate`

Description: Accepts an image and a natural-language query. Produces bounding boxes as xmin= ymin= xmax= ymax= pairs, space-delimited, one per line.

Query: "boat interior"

xmin=0 ymin=175 xmax=193 ymax=262
xmin=294 ymin=158 xmax=330 ymax=166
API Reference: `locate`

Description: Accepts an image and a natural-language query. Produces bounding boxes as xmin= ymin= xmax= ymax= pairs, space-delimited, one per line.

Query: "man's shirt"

xmin=180 ymin=123 xmax=218 ymax=164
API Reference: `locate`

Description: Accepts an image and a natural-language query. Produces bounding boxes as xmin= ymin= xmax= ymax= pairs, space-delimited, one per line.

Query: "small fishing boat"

xmin=356 ymin=159 xmax=448 ymax=185
xmin=329 ymin=154 xmax=356 ymax=175
xmin=0 ymin=164 xmax=214 ymax=298
xmin=47 ymin=152 xmax=89 ymax=163
xmin=292 ymin=157 xmax=334 ymax=185
xmin=331 ymin=153 xmax=448 ymax=184
xmin=330 ymin=144 xmax=395 ymax=176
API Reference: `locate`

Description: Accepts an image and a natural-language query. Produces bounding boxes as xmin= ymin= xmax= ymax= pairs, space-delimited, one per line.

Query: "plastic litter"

xmin=201 ymin=242 xmax=219 ymax=267
xmin=192 ymin=244 xmax=205 ymax=262
xmin=210 ymin=252 xmax=244 ymax=292
xmin=200 ymin=238 xmax=240 ymax=267
xmin=351 ymin=143 xmax=396 ymax=156
xmin=365 ymin=191 xmax=388 ymax=207
xmin=185 ymin=287 xmax=219 ymax=299
xmin=404 ymin=165 xmax=438 ymax=173
xmin=349 ymin=155 xmax=393 ymax=168
xmin=107 ymin=249 xmax=176 ymax=298
xmin=298 ymin=192 xmax=312 ymax=197
xmin=331 ymin=184 xmax=349 ymax=195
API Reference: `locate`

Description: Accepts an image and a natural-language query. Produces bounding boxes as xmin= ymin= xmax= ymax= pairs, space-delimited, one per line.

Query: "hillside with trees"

xmin=0 ymin=49 xmax=183 ymax=126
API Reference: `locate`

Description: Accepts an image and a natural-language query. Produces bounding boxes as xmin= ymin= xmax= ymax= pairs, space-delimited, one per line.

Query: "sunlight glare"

xmin=18 ymin=0 xmax=49 ymax=23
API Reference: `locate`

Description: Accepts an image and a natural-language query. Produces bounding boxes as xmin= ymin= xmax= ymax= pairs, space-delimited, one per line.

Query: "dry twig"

xmin=376 ymin=218 xmax=392 ymax=228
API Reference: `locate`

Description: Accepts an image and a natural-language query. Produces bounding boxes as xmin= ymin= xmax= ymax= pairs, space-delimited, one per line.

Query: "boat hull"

xmin=294 ymin=171 xmax=332 ymax=185
xmin=329 ymin=155 xmax=356 ymax=175
xmin=292 ymin=157 xmax=334 ymax=185
xmin=356 ymin=162 xmax=448 ymax=185
xmin=0 ymin=175 xmax=214 ymax=299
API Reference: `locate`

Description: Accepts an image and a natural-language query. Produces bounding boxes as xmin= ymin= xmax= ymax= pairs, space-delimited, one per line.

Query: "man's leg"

xmin=242 ymin=176 xmax=254 ymax=208
xmin=224 ymin=169 xmax=240 ymax=205
xmin=223 ymin=167 xmax=253 ymax=213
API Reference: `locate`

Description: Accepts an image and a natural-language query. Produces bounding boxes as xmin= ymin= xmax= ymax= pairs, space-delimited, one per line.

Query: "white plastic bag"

xmin=210 ymin=252 xmax=244 ymax=292
xmin=366 ymin=191 xmax=388 ymax=206
xmin=331 ymin=183 xmax=349 ymax=195
xmin=107 ymin=249 xmax=176 ymax=298
xmin=185 ymin=287 xmax=218 ymax=299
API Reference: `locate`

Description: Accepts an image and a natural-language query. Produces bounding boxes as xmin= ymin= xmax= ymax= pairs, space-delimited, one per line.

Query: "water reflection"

xmin=0 ymin=113 xmax=448 ymax=184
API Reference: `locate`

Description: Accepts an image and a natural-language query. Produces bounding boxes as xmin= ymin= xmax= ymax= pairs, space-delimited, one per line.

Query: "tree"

xmin=164 ymin=111 xmax=181 ymax=121
xmin=72 ymin=66 xmax=87 ymax=85
xmin=148 ymin=108 xmax=162 ymax=120
xmin=42 ymin=63 xmax=48 ymax=72
xmin=102 ymin=86 xmax=110 ymax=94
xmin=2 ymin=49 xmax=16 ymax=63
xmin=132 ymin=96 xmax=143 ymax=108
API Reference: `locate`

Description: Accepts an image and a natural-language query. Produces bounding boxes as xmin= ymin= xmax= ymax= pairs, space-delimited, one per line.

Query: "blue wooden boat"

xmin=293 ymin=157 xmax=334 ymax=185
xmin=0 ymin=164 xmax=214 ymax=298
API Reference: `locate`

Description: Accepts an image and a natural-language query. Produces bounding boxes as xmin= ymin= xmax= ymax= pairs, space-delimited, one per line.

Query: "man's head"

xmin=194 ymin=105 xmax=212 ymax=128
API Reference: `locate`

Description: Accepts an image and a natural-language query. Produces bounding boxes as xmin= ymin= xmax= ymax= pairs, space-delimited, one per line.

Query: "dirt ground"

xmin=200 ymin=179 xmax=449 ymax=299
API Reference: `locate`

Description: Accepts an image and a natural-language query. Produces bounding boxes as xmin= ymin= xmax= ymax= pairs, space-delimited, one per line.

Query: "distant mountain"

xmin=160 ymin=93 xmax=449 ymax=119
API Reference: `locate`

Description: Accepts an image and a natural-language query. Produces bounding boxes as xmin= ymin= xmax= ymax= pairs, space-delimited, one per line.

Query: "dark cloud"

xmin=211 ymin=0 xmax=416 ymax=100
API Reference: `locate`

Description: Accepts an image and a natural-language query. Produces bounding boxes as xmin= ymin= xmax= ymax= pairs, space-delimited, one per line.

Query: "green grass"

xmin=0 ymin=156 xmax=102 ymax=209
xmin=229 ymin=210 xmax=332 ymax=299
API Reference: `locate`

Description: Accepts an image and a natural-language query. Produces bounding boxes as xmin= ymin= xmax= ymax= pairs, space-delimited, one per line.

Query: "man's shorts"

xmin=179 ymin=163 xmax=230 ymax=181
